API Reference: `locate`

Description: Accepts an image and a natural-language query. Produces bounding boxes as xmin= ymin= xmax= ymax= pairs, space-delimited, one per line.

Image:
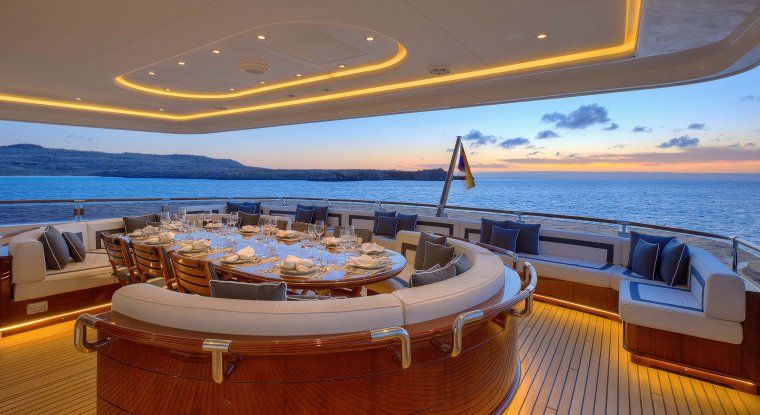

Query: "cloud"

xmin=741 ymin=95 xmax=759 ymax=101
xmin=527 ymin=151 xmax=541 ymax=156
xmin=536 ymin=130 xmax=559 ymax=139
xmin=603 ymin=123 xmax=620 ymax=131
xmin=445 ymin=147 xmax=454 ymax=152
xmin=658 ymin=135 xmax=700 ymax=148
xmin=687 ymin=123 xmax=706 ymax=130
xmin=728 ymin=143 xmax=742 ymax=148
xmin=555 ymin=152 xmax=562 ymax=157
xmin=632 ymin=126 xmax=652 ymax=133
xmin=499 ymin=146 xmax=759 ymax=165
xmin=608 ymin=144 xmax=626 ymax=149
xmin=746 ymin=143 xmax=756 ymax=147
xmin=461 ymin=130 xmax=497 ymax=146
xmin=499 ymin=137 xmax=530 ymax=149
xmin=66 ymin=134 xmax=94 ymax=142
xmin=567 ymin=153 xmax=578 ymax=159
xmin=541 ymin=104 xmax=610 ymax=129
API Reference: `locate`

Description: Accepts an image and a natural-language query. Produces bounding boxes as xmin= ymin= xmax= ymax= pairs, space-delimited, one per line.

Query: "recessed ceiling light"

xmin=74 ymin=97 xmax=82 ymax=101
xmin=229 ymin=88 xmax=235 ymax=91
xmin=365 ymin=36 xmax=374 ymax=41
xmin=177 ymin=61 xmax=186 ymax=66
xmin=164 ymin=88 xmax=172 ymax=91
xmin=256 ymin=34 xmax=266 ymax=40
xmin=158 ymin=108 xmax=165 ymax=112
xmin=259 ymin=81 xmax=266 ymax=85
xmin=295 ymin=73 xmax=302 ymax=77
xmin=536 ymin=33 xmax=548 ymax=39
xmin=212 ymin=49 xmax=221 ymax=54
xmin=147 ymin=71 xmax=156 ymax=76
xmin=337 ymin=64 xmax=347 ymax=68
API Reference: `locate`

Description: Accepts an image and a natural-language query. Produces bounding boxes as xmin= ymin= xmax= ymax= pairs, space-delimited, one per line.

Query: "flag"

xmin=457 ymin=145 xmax=476 ymax=189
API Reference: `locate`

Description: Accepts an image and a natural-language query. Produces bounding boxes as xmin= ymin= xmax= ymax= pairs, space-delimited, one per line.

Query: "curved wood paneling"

xmin=95 ymin=318 xmax=520 ymax=414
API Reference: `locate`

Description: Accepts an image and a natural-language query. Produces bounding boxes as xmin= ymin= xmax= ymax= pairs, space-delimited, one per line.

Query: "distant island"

xmin=0 ymin=144 xmax=447 ymax=181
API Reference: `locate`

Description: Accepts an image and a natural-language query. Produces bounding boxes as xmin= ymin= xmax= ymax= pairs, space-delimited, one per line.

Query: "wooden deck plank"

xmin=2 ymin=302 xmax=759 ymax=414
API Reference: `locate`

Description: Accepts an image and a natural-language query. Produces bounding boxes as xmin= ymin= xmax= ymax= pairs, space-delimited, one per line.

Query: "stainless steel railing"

xmin=0 ymin=196 xmax=757 ymax=274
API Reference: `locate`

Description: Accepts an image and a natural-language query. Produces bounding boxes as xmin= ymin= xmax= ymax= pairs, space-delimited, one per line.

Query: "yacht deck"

xmin=2 ymin=301 xmax=758 ymax=415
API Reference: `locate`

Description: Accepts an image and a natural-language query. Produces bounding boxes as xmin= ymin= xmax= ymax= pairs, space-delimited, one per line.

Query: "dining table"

xmin=123 ymin=226 xmax=407 ymax=297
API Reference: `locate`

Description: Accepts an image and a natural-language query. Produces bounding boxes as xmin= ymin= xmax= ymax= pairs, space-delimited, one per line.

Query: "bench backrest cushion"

xmin=9 ymin=228 xmax=46 ymax=284
xmin=689 ymin=246 xmax=745 ymax=322
xmin=392 ymin=232 xmax=508 ymax=324
xmin=538 ymin=228 xmax=624 ymax=265
xmin=111 ymin=283 xmax=405 ymax=336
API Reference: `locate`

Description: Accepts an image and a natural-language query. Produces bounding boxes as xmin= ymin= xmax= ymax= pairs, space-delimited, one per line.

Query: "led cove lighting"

xmin=0 ymin=0 xmax=642 ymax=122
xmin=115 ymin=43 xmax=407 ymax=100
xmin=0 ymin=303 xmax=111 ymax=334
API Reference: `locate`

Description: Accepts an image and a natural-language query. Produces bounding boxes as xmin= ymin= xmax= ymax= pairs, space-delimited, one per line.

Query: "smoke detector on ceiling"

xmin=428 ymin=65 xmax=452 ymax=76
xmin=240 ymin=61 xmax=270 ymax=74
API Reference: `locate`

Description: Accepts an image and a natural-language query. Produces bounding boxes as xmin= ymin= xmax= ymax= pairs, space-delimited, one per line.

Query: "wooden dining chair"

xmin=101 ymin=233 xmax=138 ymax=285
xmin=169 ymin=251 xmax=217 ymax=296
xmin=131 ymin=242 xmax=176 ymax=290
xmin=291 ymin=221 xmax=311 ymax=233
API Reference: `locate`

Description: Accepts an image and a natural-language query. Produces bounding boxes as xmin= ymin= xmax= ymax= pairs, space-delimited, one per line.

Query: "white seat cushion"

xmin=46 ymin=251 xmax=111 ymax=277
xmin=619 ymin=281 xmax=742 ymax=344
xmin=519 ymin=253 xmax=621 ymax=288
xmin=14 ymin=270 xmax=117 ymax=301
xmin=611 ymin=267 xmax=689 ymax=291
xmin=371 ymin=235 xmax=399 ymax=251
xmin=365 ymin=267 xmax=414 ymax=294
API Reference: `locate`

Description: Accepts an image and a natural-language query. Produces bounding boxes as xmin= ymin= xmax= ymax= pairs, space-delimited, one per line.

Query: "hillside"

xmin=0 ymin=144 xmax=446 ymax=181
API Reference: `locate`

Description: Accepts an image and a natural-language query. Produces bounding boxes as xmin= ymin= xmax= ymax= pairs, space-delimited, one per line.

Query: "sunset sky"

xmin=1 ymin=66 xmax=759 ymax=174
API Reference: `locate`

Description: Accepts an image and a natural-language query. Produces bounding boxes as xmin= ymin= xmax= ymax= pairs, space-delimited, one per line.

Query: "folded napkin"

xmin=347 ymin=254 xmax=390 ymax=269
xmin=158 ymin=232 xmax=174 ymax=242
xmin=141 ymin=225 xmax=158 ymax=235
xmin=179 ymin=239 xmax=211 ymax=251
xmin=221 ymin=254 xmax=240 ymax=262
xmin=241 ymin=225 xmax=259 ymax=233
xmin=277 ymin=229 xmax=298 ymax=239
xmin=145 ymin=236 xmax=160 ymax=244
xmin=322 ymin=236 xmax=340 ymax=246
xmin=129 ymin=229 xmax=143 ymax=237
xmin=360 ymin=242 xmax=385 ymax=254
xmin=205 ymin=222 xmax=223 ymax=229
xmin=236 ymin=246 xmax=255 ymax=260
xmin=280 ymin=255 xmax=315 ymax=272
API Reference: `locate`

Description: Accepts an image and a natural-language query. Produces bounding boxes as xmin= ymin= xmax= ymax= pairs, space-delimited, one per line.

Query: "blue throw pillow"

xmin=312 ymin=205 xmax=329 ymax=223
xmin=490 ymin=226 xmax=520 ymax=252
xmin=628 ymin=231 xmax=675 ymax=276
xmin=376 ymin=215 xmax=398 ymax=238
xmin=631 ymin=239 xmax=660 ymax=279
xmin=396 ymin=213 xmax=418 ymax=232
xmin=295 ymin=207 xmax=314 ymax=223
xmin=238 ymin=202 xmax=261 ymax=214
xmin=373 ymin=210 xmax=396 ymax=234
xmin=226 ymin=201 xmax=240 ymax=213
xmin=480 ymin=218 xmax=509 ymax=244
xmin=507 ymin=221 xmax=541 ymax=255
xmin=659 ymin=241 xmax=690 ymax=286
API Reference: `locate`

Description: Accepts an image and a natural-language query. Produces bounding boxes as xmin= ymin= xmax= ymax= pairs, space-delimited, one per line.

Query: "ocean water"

xmin=0 ymin=175 xmax=757 ymax=243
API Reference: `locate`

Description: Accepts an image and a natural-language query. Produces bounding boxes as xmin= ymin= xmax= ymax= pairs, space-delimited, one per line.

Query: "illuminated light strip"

xmin=0 ymin=0 xmax=641 ymax=121
xmin=0 ymin=303 xmax=111 ymax=335
xmin=115 ymin=43 xmax=408 ymax=100
xmin=533 ymin=294 xmax=621 ymax=320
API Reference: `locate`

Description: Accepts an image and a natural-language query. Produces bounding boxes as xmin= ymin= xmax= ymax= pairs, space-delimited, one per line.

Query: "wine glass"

xmin=315 ymin=220 xmax=326 ymax=240
xmin=229 ymin=211 xmax=239 ymax=228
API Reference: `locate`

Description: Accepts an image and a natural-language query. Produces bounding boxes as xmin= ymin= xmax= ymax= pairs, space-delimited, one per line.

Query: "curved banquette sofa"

xmin=76 ymin=233 xmax=536 ymax=414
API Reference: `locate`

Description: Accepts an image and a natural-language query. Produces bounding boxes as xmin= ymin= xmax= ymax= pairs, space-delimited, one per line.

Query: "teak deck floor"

xmin=1 ymin=302 xmax=759 ymax=414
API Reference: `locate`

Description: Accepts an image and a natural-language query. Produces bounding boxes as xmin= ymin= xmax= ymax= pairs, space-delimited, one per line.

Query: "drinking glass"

xmin=315 ymin=220 xmax=326 ymax=239
xmin=229 ymin=211 xmax=239 ymax=228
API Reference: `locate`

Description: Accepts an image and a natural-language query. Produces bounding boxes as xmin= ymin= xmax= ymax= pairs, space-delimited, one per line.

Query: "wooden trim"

xmin=534 ymin=276 xmax=619 ymax=313
xmin=327 ymin=212 xmax=342 ymax=226
xmin=0 ymin=284 xmax=118 ymax=336
xmin=624 ymin=322 xmax=759 ymax=394
xmin=534 ymin=294 xmax=620 ymax=321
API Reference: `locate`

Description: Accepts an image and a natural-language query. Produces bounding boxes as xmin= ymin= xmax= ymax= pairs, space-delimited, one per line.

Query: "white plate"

xmin=280 ymin=266 xmax=316 ymax=276
xmin=221 ymin=258 xmax=252 ymax=265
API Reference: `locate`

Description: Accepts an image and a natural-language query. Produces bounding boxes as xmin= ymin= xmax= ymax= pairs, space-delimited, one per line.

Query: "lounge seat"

xmin=618 ymin=246 xmax=746 ymax=344
xmin=611 ymin=267 xmax=688 ymax=291
xmin=519 ymin=253 xmax=623 ymax=288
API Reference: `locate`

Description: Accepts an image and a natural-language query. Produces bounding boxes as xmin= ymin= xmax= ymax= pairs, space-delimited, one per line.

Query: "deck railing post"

xmin=73 ymin=200 xmax=84 ymax=222
xmin=731 ymin=236 xmax=739 ymax=272
xmin=161 ymin=198 xmax=169 ymax=212
xmin=516 ymin=211 xmax=523 ymax=222
xmin=617 ymin=221 xmax=630 ymax=237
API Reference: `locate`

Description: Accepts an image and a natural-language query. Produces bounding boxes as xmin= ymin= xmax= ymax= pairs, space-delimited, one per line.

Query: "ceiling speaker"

xmin=428 ymin=65 xmax=452 ymax=76
xmin=240 ymin=62 xmax=270 ymax=74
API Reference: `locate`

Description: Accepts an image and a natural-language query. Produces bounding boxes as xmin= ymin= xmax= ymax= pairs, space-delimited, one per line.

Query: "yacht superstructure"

xmin=1 ymin=1 xmax=760 ymax=414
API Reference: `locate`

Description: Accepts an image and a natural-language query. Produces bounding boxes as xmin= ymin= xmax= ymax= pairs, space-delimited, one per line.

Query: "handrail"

xmin=1 ymin=195 xmax=757 ymax=272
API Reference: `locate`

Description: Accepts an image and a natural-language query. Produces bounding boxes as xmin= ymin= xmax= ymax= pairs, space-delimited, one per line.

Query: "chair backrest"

xmin=169 ymin=251 xmax=217 ymax=296
xmin=131 ymin=242 xmax=176 ymax=290
xmin=292 ymin=221 xmax=310 ymax=233
xmin=332 ymin=226 xmax=373 ymax=244
xmin=101 ymin=233 xmax=136 ymax=284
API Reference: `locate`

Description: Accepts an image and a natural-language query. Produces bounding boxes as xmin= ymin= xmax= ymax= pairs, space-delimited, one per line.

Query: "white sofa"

xmin=8 ymin=219 xmax=123 ymax=301
xmin=110 ymin=233 xmax=515 ymax=335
